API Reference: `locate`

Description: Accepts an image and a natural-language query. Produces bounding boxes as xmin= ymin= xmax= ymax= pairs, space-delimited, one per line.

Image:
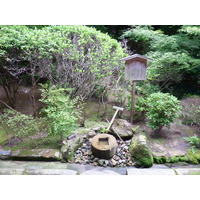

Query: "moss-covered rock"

xmin=129 ymin=134 xmax=153 ymax=168
xmin=61 ymin=134 xmax=86 ymax=161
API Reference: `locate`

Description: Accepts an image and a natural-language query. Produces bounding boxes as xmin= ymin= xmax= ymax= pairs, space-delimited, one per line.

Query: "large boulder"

xmin=61 ymin=134 xmax=86 ymax=161
xmin=111 ymin=119 xmax=139 ymax=139
xmin=129 ymin=134 xmax=153 ymax=168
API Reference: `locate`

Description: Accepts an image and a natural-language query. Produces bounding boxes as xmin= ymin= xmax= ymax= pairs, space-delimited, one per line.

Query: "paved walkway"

xmin=0 ymin=161 xmax=200 ymax=175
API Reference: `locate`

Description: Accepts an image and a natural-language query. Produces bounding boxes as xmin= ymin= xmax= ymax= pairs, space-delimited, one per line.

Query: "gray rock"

xmin=0 ymin=150 xmax=11 ymax=160
xmin=111 ymin=158 xmax=117 ymax=166
xmin=104 ymin=160 xmax=109 ymax=165
xmin=111 ymin=119 xmax=139 ymax=139
xmin=98 ymin=159 xmax=104 ymax=166
xmin=61 ymin=135 xmax=86 ymax=161
xmin=129 ymin=134 xmax=153 ymax=168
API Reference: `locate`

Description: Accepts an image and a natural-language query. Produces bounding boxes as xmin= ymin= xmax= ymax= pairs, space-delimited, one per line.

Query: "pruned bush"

xmin=146 ymin=92 xmax=181 ymax=131
xmin=0 ymin=25 xmax=126 ymax=102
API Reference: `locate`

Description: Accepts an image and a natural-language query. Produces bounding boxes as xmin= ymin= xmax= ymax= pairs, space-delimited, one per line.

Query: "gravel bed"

xmin=69 ymin=135 xmax=135 ymax=167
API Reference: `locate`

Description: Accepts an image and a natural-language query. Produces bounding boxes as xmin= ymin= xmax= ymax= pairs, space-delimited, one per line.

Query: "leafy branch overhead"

xmin=0 ymin=25 xmax=126 ymax=103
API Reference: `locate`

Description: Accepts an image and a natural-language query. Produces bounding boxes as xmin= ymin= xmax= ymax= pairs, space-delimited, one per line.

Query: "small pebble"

xmin=72 ymin=136 xmax=134 ymax=167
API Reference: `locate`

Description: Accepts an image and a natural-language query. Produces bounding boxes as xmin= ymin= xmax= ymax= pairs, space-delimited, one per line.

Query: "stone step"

xmin=174 ymin=168 xmax=200 ymax=175
xmin=11 ymin=149 xmax=61 ymax=161
xmin=80 ymin=169 xmax=121 ymax=175
xmin=0 ymin=168 xmax=78 ymax=175
xmin=126 ymin=168 xmax=177 ymax=175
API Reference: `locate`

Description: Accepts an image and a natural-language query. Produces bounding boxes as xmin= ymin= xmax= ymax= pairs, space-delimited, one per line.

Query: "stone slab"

xmin=174 ymin=168 xmax=200 ymax=175
xmin=0 ymin=150 xmax=11 ymax=160
xmin=126 ymin=168 xmax=176 ymax=175
xmin=0 ymin=168 xmax=78 ymax=175
xmin=80 ymin=169 xmax=120 ymax=175
xmin=11 ymin=149 xmax=61 ymax=161
xmin=25 ymin=169 xmax=78 ymax=175
xmin=0 ymin=168 xmax=25 ymax=175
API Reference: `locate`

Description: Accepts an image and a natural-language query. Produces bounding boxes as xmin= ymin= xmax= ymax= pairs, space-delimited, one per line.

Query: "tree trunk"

xmin=31 ymin=75 xmax=37 ymax=118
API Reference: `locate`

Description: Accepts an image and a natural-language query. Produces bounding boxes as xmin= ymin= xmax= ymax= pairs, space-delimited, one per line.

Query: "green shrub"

xmin=125 ymin=83 xmax=160 ymax=121
xmin=146 ymin=92 xmax=181 ymax=131
xmin=184 ymin=136 xmax=200 ymax=154
xmin=39 ymin=84 xmax=82 ymax=141
xmin=0 ymin=109 xmax=46 ymax=139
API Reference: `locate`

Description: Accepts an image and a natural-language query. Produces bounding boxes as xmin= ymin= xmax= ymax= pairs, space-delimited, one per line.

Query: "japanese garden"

xmin=0 ymin=25 xmax=199 ymax=175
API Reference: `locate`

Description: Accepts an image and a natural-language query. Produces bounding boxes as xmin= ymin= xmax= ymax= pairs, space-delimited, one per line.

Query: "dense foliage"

xmin=0 ymin=25 xmax=125 ymax=108
xmin=146 ymin=92 xmax=181 ymax=131
xmin=0 ymin=109 xmax=46 ymax=138
xmin=39 ymin=84 xmax=81 ymax=140
xmin=121 ymin=25 xmax=200 ymax=97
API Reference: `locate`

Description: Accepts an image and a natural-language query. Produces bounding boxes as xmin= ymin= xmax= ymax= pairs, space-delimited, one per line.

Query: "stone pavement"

xmin=0 ymin=161 xmax=200 ymax=175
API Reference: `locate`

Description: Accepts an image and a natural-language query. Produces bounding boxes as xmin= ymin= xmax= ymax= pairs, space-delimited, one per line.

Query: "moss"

xmin=179 ymin=156 xmax=189 ymax=162
xmin=153 ymin=155 xmax=189 ymax=164
xmin=129 ymin=142 xmax=153 ymax=168
xmin=0 ymin=125 xmax=10 ymax=144
xmin=67 ymin=151 xmax=75 ymax=161
xmin=153 ymin=156 xmax=164 ymax=164
xmin=194 ymin=150 xmax=200 ymax=161
xmin=170 ymin=156 xmax=180 ymax=163
xmin=84 ymin=118 xmax=108 ymax=129
xmin=153 ymin=156 xmax=171 ymax=164
xmin=186 ymin=149 xmax=199 ymax=164
xmin=187 ymin=171 xmax=200 ymax=175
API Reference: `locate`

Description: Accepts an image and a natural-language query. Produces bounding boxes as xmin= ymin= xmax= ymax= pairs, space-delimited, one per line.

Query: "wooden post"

xmin=130 ymin=81 xmax=136 ymax=124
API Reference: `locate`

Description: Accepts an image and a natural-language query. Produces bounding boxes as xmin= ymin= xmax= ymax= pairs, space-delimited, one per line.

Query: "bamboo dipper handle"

xmin=106 ymin=109 xmax=119 ymax=132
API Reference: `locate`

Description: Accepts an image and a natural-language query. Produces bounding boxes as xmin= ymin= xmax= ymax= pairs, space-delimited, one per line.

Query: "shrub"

xmin=181 ymin=104 xmax=200 ymax=126
xmin=125 ymin=83 xmax=160 ymax=121
xmin=146 ymin=92 xmax=181 ymax=131
xmin=39 ymin=84 xmax=82 ymax=141
xmin=184 ymin=136 xmax=200 ymax=154
xmin=0 ymin=25 xmax=126 ymax=102
xmin=0 ymin=109 xmax=47 ymax=139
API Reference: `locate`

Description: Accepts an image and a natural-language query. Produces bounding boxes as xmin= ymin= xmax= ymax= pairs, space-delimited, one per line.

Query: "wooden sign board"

xmin=121 ymin=54 xmax=153 ymax=81
xmin=120 ymin=54 xmax=153 ymax=123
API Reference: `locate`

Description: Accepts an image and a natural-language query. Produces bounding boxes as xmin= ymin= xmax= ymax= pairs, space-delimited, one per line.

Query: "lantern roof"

xmin=120 ymin=54 xmax=153 ymax=61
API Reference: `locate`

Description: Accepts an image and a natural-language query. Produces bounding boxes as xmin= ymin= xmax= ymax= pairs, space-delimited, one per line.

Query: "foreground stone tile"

xmin=0 ymin=168 xmax=25 ymax=175
xmin=174 ymin=168 xmax=200 ymax=175
xmin=80 ymin=169 xmax=121 ymax=175
xmin=25 ymin=169 xmax=78 ymax=175
xmin=126 ymin=168 xmax=176 ymax=175
xmin=0 ymin=168 xmax=78 ymax=175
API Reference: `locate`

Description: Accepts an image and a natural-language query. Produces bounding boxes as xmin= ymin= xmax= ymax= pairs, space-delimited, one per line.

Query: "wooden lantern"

xmin=120 ymin=54 xmax=153 ymax=123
